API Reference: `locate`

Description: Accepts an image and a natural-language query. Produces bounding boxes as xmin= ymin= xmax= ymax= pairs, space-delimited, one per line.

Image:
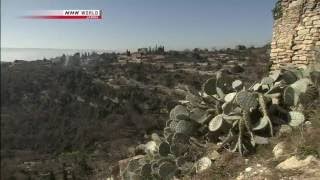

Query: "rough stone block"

xmin=292 ymin=45 xmax=302 ymax=50
xmin=299 ymin=56 xmax=307 ymax=61
xmin=302 ymin=17 xmax=310 ymax=22
xmin=313 ymin=20 xmax=320 ymax=25
xmin=304 ymin=21 xmax=313 ymax=26
xmin=298 ymin=29 xmax=310 ymax=35
xmin=296 ymin=26 xmax=305 ymax=30
xmin=310 ymin=16 xmax=320 ymax=21
xmin=303 ymin=40 xmax=313 ymax=44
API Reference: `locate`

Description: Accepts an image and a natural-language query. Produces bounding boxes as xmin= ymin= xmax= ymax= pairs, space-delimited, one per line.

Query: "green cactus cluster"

xmin=122 ymin=67 xmax=319 ymax=179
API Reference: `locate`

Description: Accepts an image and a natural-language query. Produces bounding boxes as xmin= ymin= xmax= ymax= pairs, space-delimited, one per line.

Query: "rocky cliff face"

xmin=271 ymin=0 xmax=320 ymax=70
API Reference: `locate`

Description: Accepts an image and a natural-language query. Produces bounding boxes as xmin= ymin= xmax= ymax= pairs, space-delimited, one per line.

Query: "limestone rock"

xmin=276 ymin=155 xmax=317 ymax=170
xmin=196 ymin=157 xmax=212 ymax=173
xmin=272 ymin=142 xmax=287 ymax=159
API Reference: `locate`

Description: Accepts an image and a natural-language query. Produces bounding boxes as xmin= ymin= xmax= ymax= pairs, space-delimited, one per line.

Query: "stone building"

xmin=270 ymin=0 xmax=320 ymax=70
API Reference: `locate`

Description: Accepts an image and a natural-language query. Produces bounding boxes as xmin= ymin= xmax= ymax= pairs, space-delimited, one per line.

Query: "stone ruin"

xmin=270 ymin=0 xmax=320 ymax=70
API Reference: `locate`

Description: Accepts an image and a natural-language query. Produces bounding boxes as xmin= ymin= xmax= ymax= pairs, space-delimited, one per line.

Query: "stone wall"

xmin=270 ymin=0 xmax=320 ymax=70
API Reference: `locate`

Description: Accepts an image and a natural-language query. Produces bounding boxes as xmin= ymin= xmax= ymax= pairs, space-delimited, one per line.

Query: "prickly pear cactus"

xmin=122 ymin=67 xmax=319 ymax=180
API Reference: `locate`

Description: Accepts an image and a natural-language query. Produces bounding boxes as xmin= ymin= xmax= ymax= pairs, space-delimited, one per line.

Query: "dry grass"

xmin=305 ymin=102 xmax=320 ymax=128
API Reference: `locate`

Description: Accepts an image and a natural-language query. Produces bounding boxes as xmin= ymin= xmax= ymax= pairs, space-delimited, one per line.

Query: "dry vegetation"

xmin=3 ymin=45 xmax=303 ymax=180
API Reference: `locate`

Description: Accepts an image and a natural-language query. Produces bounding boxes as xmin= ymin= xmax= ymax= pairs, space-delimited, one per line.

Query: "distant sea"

xmin=1 ymin=48 xmax=117 ymax=62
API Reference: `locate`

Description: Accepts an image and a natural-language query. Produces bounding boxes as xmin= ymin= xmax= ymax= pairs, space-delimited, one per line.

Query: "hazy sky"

xmin=1 ymin=0 xmax=277 ymax=51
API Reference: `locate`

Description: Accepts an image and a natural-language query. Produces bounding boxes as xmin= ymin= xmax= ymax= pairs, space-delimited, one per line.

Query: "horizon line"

xmin=1 ymin=43 xmax=270 ymax=52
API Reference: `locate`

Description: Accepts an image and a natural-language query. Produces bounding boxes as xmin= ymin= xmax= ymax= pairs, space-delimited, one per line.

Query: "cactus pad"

xmin=252 ymin=83 xmax=261 ymax=91
xmin=175 ymin=156 xmax=188 ymax=167
xmin=236 ymin=91 xmax=258 ymax=111
xmin=282 ymin=70 xmax=297 ymax=84
xmin=222 ymin=114 xmax=241 ymax=121
xmin=166 ymin=120 xmax=172 ymax=127
xmin=290 ymin=78 xmax=311 ymax=93
xmin=169 ymin=120 xmax=179 ymax=131
xmin=283 ymin=86 xmax=297 ymax=106
xmin=157 ymin=162 xmax=176 ymax=179
xmin=127 ymin=159 xmax=141 ymax=173
xmin=252 ymin=116 xmax=269 ymax=131
xmin=208 ymin=114 xmax=224 ymax=132
xmin=159 ymin=142 xmax=171 ymax=156
xmin=232 ymin=80 xmax=243 ymax=90
xmin=140 ymin=163 xmax=152 ymax=177
xmin=186 ymin=93 xmax=203 ymax=107
xmin=172 ymin=133 xmax=190 ymax=144
xmin=222 ymin=102 xmax=234 ymax=115
xmin=173 ymin=105 xmax=189 ymax=120
xmin=202 ymin=77 xmax=217 ymax=95
xmin=189 ymin=108 xmax=209 ymax=124
xmin=216 ymin=87 xmax=226 ymax=99
xmin=310 ymin=71 xmax=320 ymax=85
xmin=269 ymin=70 xmax=281 ymax=81
xmin=175 ymin=120 xmax=194 ymax=135
xmin=224 ymin=92 xmax=237 ymax=103
xmin=266 ymin=83 xmax=282 ymax=94
xmin=170 ymin=143 xmax=189 ymax=156
xmin=164 ymin=127 xmax=173 ymax=138
xmin=291 ymin=69 xmax=304 ymax=79
xmin=151 ymin=161 xmax=159 ymax=173
xmin=169 ymin=108 xmax=175 ymax=120
xmin=261 ymin=77 xmax=275 ymax=85
xmin=216 ymin=72 xmax=233 ymax=94
xmin=165 ymin=133 xmax=174 ymax=144
xmin=288 ymin=111 xmax=305 ymax=127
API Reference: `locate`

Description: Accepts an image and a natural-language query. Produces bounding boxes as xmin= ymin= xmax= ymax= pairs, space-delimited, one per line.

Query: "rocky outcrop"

xmin=271 ymin=0 xmax=320 ymax=70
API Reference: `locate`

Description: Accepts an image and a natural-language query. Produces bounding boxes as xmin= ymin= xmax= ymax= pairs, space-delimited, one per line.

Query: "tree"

xmin=236 ymin=45 xmax=247 ymax=51
xmin=126 ymin=50 xmax=131 ymax=56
